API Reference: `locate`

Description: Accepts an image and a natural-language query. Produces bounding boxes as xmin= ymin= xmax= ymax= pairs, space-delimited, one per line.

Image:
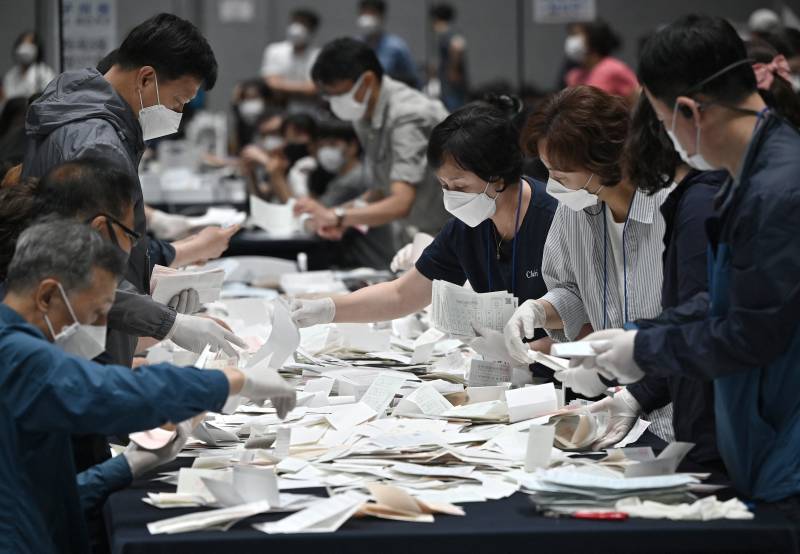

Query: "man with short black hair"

xmin=356 ymin=0 xmax=420 ymax=88
xmin=298 ymin=37 xmax=448 ymax=252
xmin=22 ymin=13 xmax=244 ymax=367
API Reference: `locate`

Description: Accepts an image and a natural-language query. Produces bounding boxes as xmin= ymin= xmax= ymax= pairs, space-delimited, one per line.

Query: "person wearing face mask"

xmin=20 ymin=14 xmax=246 ymax=368
xmin=570 ymin=15 xmax=800 ymax=509
xmin=356 ymin=0 xmax=421 ymax=89
xmin=290 ymin=97 xmax=557 ymax=365
xmin=0 ymin=220 xmax=296 ymax=554
xmin=299 ymin=37 xmax=449 ymax=248
xmin=563 ymin=20 xmax=638 ymax=101
xmin=230 ymin=79 xmax=272 ymax=155
xmin=502 ymin=85 xmax=675 ymax=441
xmin=0 ymin=31 xmax=55 ymax=102
xmin=261 ymin=9 xmax=321 ymax=113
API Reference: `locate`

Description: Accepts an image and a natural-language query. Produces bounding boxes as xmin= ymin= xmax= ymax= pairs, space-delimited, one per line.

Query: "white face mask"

xmin=564 ymin=34 xmax=587 ymax=64
xmin=317 ymin=145 xmax=346 ymax=173
xmin=15 ymin=42 xmax=37 ymax=65
xmin=287 ymin=22 xmax=310 ymax=46
xmin=357 ymin=14 xmax=381 ymax=35
xmin=138 ymin=74 xmax=183 ymax=141
xmin=442 ymin=181 xmax=499 ymax=227
xmin=238 ymin=98 xmax=264 ymax=124
xmin=43 ymin=283 xmax=107 ymax=360
xmin=329 ymin=73 xmax=371 ymax=121
xmin=261 ymin=135 xmax=285 ymax=151
xmin=546 ymin=174 xmax=601 ymax=211
xmin=667 ymin=103 xmax=714 ymax=171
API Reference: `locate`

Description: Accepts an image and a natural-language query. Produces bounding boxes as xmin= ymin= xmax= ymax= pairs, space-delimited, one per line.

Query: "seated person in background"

xmin=240 ymin=108 xmax=286 ymax=199
xmin=0 ymin=219 xmax=295 ymax=554
xmin=291 ymin=96 xmax=557 ymax=380
xmin=230 ymin=78 xmax=274 ymax=155
xmin=564 ymin=20 xmax=638 ymax=101
xmin=261 ymin=8 xmax=321 ymax=113
xmin=296 ymin=121 xmax=396 ymax=269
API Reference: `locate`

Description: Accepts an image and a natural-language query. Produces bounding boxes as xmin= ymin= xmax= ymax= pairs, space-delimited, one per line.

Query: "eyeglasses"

xmin=86 ymin=213 xmax=142 ymax=247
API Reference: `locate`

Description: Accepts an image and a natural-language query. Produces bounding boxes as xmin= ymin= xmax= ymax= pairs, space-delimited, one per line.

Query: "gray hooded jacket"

xmin=22 ymin=68 xmax=176 ymax=365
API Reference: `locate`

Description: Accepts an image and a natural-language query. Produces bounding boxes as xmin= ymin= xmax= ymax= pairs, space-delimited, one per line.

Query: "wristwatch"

xmin=334 ymin=206 xmax=346 ymax=228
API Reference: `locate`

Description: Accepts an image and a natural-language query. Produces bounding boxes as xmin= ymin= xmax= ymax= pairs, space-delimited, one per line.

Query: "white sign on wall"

xmin=62 ymin=0 xmax=117 ymax=71
xmin=533 ymin=0 xmax=596 ymax=24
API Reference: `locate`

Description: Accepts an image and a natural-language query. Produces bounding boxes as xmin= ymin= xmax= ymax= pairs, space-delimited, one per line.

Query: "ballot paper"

xmin=620 ymin=442 xmax=695 ymax=477
xmin=325 ymin=402 xmax=377 ymax=430
xmin=200 ymin=466 xmax=280 ymax=508
xmin=177 ymin=468 xmax=233 ymax=503
xmin=468 ymin=359 xmax=512 ymax=387
xmin=129 ymin=427 xmax=176 ymax=450
xmin=360 ymin=483 xmax=465 ymax=522
xmin=148 ymin=500 xmax=273 ymax=534
xmin=336 ymin=323 xmax=392 ymax=353
xmin=280 ymin=271 xmax=347 ymax=295
xmin=192 ymin=422 xmax=239 ymax=447
xmin=410 ymin=328 xmax=445 ymax=364
xmin=394 ymin=385 xmax=453 ymax=417
xmin=186 ymin=207 xmax=247 ymax=230
xmin=550 ymin=340 xmax=610 ymax=358
xmin=247 ymin=299 xmax=299 ymax=369
xmin=549 ymin=411 xmax=606 ymax=450
xmin=359 ymin=373 xmax=408 ymax=416
xmin=253 ymin=492 xmax=368 ymax=534
xmin=431 ymin=280 xmax=518 ymax=338
xmin=150 ymin=264 xmax=225 ymax=305
xmin=504 ymin=383 xmax=558 ymax=423
xmin=525 ymin=424 xmax=556 ymax=471
xmin=249 ymin=196 xmax=301 ymax=237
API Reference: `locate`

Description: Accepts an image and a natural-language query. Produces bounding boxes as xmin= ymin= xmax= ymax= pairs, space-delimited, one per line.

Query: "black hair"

xmin=576 ymin=20 xmax=621 ymax=57
xmin=430 ymin=3 xmax=456 ymax=22
xmin=782 ymin=27 xmax=800 ymax=55
xmin=116 ymin=13 xmax=218 ymax=90
xmin=359 ymin=0 xmax=386 ymax=15
xmin=746 ymin=38 xmax=800 ymax=128
xmin=12 ymin=30 xmax=44 ymax=64
xmin=281 ymin=113 xmax=318 ymax=141
xmin=0 ymin=157 xmax=137 ymax=279
xmin=638 ymin=14 xmax=756 ymax=106
xmin=311 ymin=37 xmax=384 ymax=85
xmin=291 ymin=9 xmax=320 ymax=32
xmin=624 ymin=94 xmax=680 ymax=195
xmin=96 ymin=48 xmax=118 ymax=74
xmin=427 ymin=95 xmax=524 ymax=186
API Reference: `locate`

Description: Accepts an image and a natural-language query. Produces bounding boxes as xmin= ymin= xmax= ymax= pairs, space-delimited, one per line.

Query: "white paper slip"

xmin=253 ymin=492 xmax=368 ymax=534
xmin=129 ymin=427 xmax=176 ymax=450
xmin=336 ymin=323 xmax=392 ymax=352
xmin=394 ymin=385 xmax=453 ymax=417
xmin=247 ymin=298 xmax=300 ymax=370
xmin=505 ymin=383 xmax=558 ymax=423
xmin=191 ymin=422 xmax=239 ymax=447
xmin=148 ymin=500 xmax=272 ymax=534
xmin=550 ymin=341 xmax=610 ymax=358
xmin=391 ymin=462 xmax=475 ymax=478
xmin=305 ymin=377 xmax=335 ymax=396
xmin=409 ymin=328 xmax=446 ymax=364
xmin=430 ymin=280 xmax=518 ymax=337
xmin=274 ymin=427 xmax=292 ymax=459
xmin=177 ymin=468 xmax=233 ymax=503
xmin=468 ymin=359 xmax=512 ymax=387
xmin=525 ymin=424 xmax=556 ymax=472
xmin=249 ymin=196 xmax=301 ymax=236
xmin=325 ymin=402 xmax=377 ymax=430
xmin=359 ymin=373 xmax=408 ymax=416
xmin=150 ymin=264 xmax=225 ymax=305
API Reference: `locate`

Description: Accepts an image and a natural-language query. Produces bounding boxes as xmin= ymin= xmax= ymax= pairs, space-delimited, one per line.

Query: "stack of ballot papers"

xmin=140 ymin=294 xmax=715 ymax=535
xmin=431 ymin=280 xmax=517 ymax=338
xmin=150 ymin=264 xmax=225 ymax=305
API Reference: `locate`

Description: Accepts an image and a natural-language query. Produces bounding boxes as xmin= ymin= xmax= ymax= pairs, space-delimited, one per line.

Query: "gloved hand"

xmin=168 ymin=314 xmax=247 ymax=357
xmin=588 ymin=388 xmax=641 ymax=450
xmin=167 ymin=288 xmax=200 ymax=315
xmin=554 ymin=367 xmax=608 ymax=397
xmin=471 ymin=324 xmax=517 ymax=365
xmin=567 ymin=328 xmax=628 ymax=370
xmin=241 ymin=368 xmax=297 ymax=418
xmin=148 ymin=209 xmax=192 ymax=240
xmin=390 ymin=233 xmax=434 ymax=273
xmin=503 ymin=300 xmax=547 ymax=365
xmin=289 ymin=297 xmax=335 ymax=328
xmin=123 ymin=419 xmax=195 ymax=477
xmin=587 ymin=330 xmax=644 ymax=384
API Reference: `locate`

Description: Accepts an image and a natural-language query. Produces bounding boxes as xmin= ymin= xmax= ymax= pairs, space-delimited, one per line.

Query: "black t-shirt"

xmin=416 ymin=177 xmax=557 ymax=339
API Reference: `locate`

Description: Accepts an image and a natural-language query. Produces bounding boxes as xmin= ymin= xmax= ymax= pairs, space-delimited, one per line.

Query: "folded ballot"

xmin=150 ymin=264 xmax=225 ymax=305
xmin=431 ymin=280 xmax=517 ymax=338
xmin=249 ymin=196 xmax=302 ymax=237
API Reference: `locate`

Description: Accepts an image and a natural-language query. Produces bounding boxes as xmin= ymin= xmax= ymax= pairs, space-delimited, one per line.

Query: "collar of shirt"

xmin=0 ymin=303 xmax=45 ymax=340
xmin=623 ymin=188 xmax=660 ymax=225
xmin=368 ymin=76 xmax=395 ymax=130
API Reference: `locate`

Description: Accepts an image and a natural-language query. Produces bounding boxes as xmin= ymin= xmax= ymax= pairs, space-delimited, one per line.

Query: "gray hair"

xmin=5 ymin=219 xmax=126 ymax=294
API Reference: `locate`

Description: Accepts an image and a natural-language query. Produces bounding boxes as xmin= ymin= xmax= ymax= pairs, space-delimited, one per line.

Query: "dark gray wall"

xmin=0 ymin=0 xmax=791 ymax=111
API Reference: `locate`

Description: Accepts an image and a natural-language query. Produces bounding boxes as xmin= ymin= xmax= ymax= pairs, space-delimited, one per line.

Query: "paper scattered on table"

xmin=505 ymin=383 xmax=557 ymax=423
xmin=148 ymin=500 xmax=272 ymax=534
xmin=394 ymin=384 xmax=453 ymax=417
xmin=525 ymin=424 xmax=556 ymax=471
xmin=200 ymin=466 xmax=280 ymax=508
xmin=325 ymin=402 xmax=377 ymax=430
xmin=129 ymin=427 xmax=176 ymax=450
xmin=618 ymin=442 xmax=695 ymax=478
xmin=253 ymin=492 xmax=368 ymax=534
xmin=192 ymin=422 xmax=239 ymax=447
xmin=360 ymin=373 xmax=408 ymax=415
xmin=468 ymin=359 xmax=512 ymax=387
xmin=431 ymin=280 xmax=517 ymax=338
xmin=151 ymin=264 xmax=225 ymax=305
xmin=360 ymin=483 xmax=464 ymax=522
xmin=247 ymin=298 xmax=299 ymax=369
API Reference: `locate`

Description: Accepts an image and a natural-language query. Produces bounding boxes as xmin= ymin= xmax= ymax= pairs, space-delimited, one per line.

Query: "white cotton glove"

xmin=241 ymin=368 xmax=297 ymax=418
xmin=168 ymin=314 xmax=247 ymax=357
xmin=167 ymin=288 xmax=201 ymax=315
xmin=471 ymin=324 xmax=517 ymax=365
xmin=390 ymin=243 xmax=415 ymax=273
xmin=123 ymin=419 xmax=194 ymax=477
xmin=554 ymin=367 xmax=609 ymax=397
xmin=590 ymin=330 xmax=645 ymax=384
xmin=289 ymin=297 xmax=335 ymax=328
xmin=148 ymin=209 xmax=192 ymax=240
xmin=567 ymin=328 xmax=629 ymax=370
xmin=503 ymin=300 xmax=547 ymax=365
xmin=588 ymin=388 xmax=641 ymax=450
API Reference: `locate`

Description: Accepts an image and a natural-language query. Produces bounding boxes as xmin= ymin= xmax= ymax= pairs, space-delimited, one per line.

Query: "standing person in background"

xmin=299 ymin=38 xmax=449 ymax=250
xmin=261 ymin=9 xmax=321 ymax=113
xmin=564 ymin=20 xmax=638 ymax=101
xmin=429 ymin=3 xmax=469 ymax=111
xmin=357 ymin=0 xmax=421 ymax=89
xmin=1 ymin=31 xmax=55 ymax=103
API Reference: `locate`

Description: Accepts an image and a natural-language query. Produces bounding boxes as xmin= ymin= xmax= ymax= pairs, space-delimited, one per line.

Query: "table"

xmin=105 ymin=458 xmax=799 ymax=554
xmin=225 ymin=230 xmax=334 ymax=270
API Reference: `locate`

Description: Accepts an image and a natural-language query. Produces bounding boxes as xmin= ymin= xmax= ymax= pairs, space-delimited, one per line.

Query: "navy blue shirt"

xmin=416 ymin=177 xmax=557 ymax=339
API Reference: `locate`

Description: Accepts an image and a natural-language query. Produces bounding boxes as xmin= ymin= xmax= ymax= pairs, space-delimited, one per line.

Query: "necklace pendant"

xmin=496 ymin=249 xmax=501 ymax=261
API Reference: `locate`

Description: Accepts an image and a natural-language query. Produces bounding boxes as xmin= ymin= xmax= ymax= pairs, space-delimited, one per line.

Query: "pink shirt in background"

xmin=565 ymin=56 xmax=639 ymax=98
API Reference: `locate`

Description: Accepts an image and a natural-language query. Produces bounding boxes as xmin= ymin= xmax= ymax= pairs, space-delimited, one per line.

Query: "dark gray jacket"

xmin=22 ymin=68 xmax=176 ymax=365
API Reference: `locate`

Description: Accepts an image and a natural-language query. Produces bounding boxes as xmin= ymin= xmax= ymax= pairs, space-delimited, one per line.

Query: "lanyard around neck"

xmin=486 ymin=180 xmax=525 ymax=295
